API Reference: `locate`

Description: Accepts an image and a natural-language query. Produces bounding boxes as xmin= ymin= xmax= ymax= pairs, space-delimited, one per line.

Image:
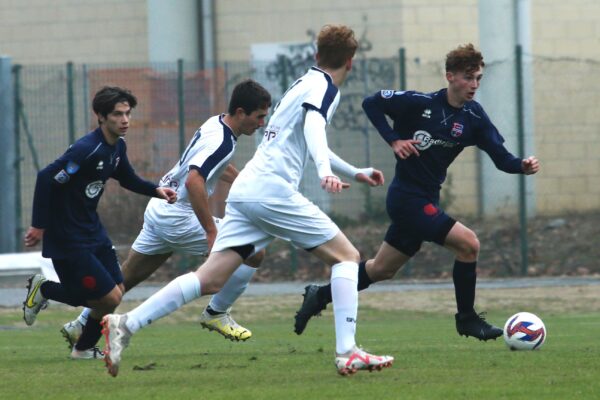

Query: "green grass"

xmin=1 ymin=291 xmax=599 ymax=400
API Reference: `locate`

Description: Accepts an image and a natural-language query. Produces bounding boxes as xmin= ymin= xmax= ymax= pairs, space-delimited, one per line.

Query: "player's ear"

xmin=445 ymin=71 xmax=454 ymax=83
xmin=346 ymin=58 xmax=353 ymax=71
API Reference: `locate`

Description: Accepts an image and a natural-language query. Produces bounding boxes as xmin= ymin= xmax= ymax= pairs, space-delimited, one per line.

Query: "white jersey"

xmin=227 ymin=67 xmax=340 ymax=203
xmin=145 ymin=114 xmax=237 ymax=228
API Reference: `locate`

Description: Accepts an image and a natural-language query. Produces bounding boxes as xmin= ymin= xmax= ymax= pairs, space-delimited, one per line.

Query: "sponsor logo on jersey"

xmin=66 ymin=161 xmax=80 ymax=174
xmin=54 ymin=170 xmax=70 ymax=184
xmin=380 ymin=90 xmax=395 ymax=99
xmin=96 ymin=161 xmax=104 ymax=170
xmin=422 ymin=109 xmax=432 ymax=118
xmin=85 ymin=180 xmax=104 ymax=198
xmin=413 ymin=130 xmax=458 ymax=151
xmin=451 ymin=122 xmax=464 ymax=137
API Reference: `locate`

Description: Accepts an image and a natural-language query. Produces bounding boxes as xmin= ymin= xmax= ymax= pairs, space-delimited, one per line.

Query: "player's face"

xmin=239 ymin=107 xmax=269 ymax=136
xmin=446 ymin=67 xmax=483 ymax=106
xmin=99 ymin=102 xmax=132 ymax=142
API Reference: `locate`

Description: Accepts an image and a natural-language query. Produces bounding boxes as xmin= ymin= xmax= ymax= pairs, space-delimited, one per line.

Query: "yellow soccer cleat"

xmin=199 ymin=308 xmax=252 ymax=342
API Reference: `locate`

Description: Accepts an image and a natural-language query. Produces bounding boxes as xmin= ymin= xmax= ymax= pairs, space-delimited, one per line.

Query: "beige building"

xmin=1 ymin=0 xmax=599 ymax=216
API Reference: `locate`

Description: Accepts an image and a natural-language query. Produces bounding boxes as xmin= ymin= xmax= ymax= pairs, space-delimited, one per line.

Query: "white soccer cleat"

xmin=70 ymin=346 xmax=104 ymax=360
xmin=199 ymin=308 xmax=252 ymax=341
xmin=101 ymin=314 xmax=132 ymax=377
xmin=60 ymin=320 xmax=84 ymax=348
xmin=23 ymin=274 xmax=48 ymax=326
xmin=335 ymin=347 xmax=394 ymax=376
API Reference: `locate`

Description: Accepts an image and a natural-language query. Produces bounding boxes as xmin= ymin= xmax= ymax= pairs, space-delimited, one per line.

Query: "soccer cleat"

xmin=23 ymin=273 xmax=48 ymax=326
xmin=101 ymin=314 xmax=132 ymax=377
xmin=60 ymin=320 xmax=84 ymax=349
xmin=335 ymin=347 xmax=394 ymax=376
xmin=199 ymin=308 xmax=252 ymax=341
xmin=294 ymin=284 xmax=327 ymax=335
xmin=70 ymin=346 xmax=104 ymax=360
xmin=455 ymin=310 xmax=503 ymax=341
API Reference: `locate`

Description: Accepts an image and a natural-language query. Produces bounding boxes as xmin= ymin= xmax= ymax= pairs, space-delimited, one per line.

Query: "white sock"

xmin=207 ymin=263 xmax=256 ymax=313
xmin=77 ymin=308 xmax=91 ymax=325
xmin=331 ymin=261 xmax=358 ymax=355
xmin=125 ymin=272 xmax=200 ymax=333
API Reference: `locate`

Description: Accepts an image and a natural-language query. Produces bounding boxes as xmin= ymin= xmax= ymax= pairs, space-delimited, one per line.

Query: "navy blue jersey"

xmin=362 ymin=88 xmax=523 ymax=193
xmin=31 ymin=128 xmax=158 ymax=258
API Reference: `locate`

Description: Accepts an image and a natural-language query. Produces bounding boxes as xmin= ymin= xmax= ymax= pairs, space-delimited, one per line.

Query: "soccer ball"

xmin=503 ymin=312 xmax=546 ymax=350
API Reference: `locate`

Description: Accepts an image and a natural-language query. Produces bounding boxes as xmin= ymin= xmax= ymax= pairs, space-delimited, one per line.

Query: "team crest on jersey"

xmin=53 ymin=170 xmax=70 ymax=184
xmin=85 ymin=180 xmax=104 ymax=198
xmin=421 ymin=109 xmax=432 ymax=118
xmin=66 ymin=161 xmax=79 ymax=174
xmin=96 ymin=161 xmax=104 ymax=170
xmin=380 ymin=90 xmax=395 ymax=99
xmin=451 ymin=122 xmax=464 ymax=137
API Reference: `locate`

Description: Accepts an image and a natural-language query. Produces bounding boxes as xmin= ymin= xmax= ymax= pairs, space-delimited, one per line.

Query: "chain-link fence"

xmin=5 ymin=50 xmax=600 ymax=279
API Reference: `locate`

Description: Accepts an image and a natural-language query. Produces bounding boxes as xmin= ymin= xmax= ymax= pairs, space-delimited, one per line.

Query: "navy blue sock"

xmin=74 ymin=316 xmax=102 ymax=351
xmin=452 ymin=260 xmax=477 ymax=314
xmin=40 ymin=281 xmax=84 ymax=307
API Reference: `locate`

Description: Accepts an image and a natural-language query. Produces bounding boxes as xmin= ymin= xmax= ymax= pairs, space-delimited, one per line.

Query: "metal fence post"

xmin=177 ymin=58 xmax=185 ymax=156
xmin=66 ymin=61 xmax=76 ymax=144
xmin=398 ymin=47 xmax=406 ymax=90
xmin=515 ymin=45 xmax=529 ymax=276
xmin=0 ymin=57 xmax=17 ymax=252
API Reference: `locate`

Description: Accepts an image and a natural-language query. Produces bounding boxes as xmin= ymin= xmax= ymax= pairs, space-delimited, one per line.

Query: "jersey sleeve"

xmin=301 ymin=77 xmax=339 ymax=122
xmin=30 ymin=140 xmax=95 ymax=228
xmin=187 ymin=135 xmax=233 ymax=183
xmin=475 ymin=107 xmax=523 ymax=174
xmin=112 ymin=140 xmax=157 ymax=196
xmin=362 ymin=90 xmax=412 ymax=144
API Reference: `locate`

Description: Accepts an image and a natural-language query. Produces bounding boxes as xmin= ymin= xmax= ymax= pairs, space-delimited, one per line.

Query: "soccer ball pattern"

xmin=503 ymin=312 xmax=546 ymax=350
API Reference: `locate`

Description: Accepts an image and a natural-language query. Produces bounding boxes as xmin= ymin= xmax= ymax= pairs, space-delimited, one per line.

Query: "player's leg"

xmin=200 ymin=249 xmax=264 ymax=341
xmin=101 ymin=249 xmax=243 ymax=377
xmin=311 ymin=232 xmax=394 ymax=375
xmin=294 ymin=222 xmax=415 ymax=335
xmin=443 ymin=221 xmax=502 ymax=340
xmin=71 ymin=246 xmax=126 ymax=359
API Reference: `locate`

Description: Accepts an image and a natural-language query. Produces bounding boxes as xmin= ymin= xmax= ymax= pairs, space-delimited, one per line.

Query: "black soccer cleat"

xmin=294 ymin=284 xmax=327 ymax=335
xmin=455 ymin=311 xmax=503 ymax=341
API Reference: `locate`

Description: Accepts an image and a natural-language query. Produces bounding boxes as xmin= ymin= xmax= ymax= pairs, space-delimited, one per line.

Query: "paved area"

xmin=1 ymin=276 xmax=599 ymax=307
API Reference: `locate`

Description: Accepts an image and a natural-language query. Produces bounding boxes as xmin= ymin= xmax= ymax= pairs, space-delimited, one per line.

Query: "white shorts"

xmin=212 ymin=195 xmax=339 ymax=255
xmin=131 ymin=217 xmax=219 ymax=256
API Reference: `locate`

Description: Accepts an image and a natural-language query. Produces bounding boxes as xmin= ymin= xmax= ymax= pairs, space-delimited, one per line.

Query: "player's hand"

xmin=391 ymin=139 xmax=421 ymax=159
xmin=522 ymin=156 xmax=540 ymax=175
xmin=24 ymin=227 xmax=44 ymax=247
xmin=355 ymin=168 xmax=384 ymax=186
xmin=321 ymin=175 xmax=350 ymax=193
xmin=156 ymin=187 xmax=177 ymax=203
xmin=205 ymin=228 xmax=217 ymax=254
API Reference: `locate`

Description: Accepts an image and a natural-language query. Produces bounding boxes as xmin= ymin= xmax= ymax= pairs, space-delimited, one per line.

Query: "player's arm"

xmin=218 ymin=163 xmax=239 ymax=184
xmin=362 ymin=92 xmax=421 ymax=159
xmin=113 ymin=145 xmax=176 ymax=202
xmin=304 ymin=109 xmax=348 ymax=193
xmin=476 ymin=111 xmax=541 ymax=175
xmin=186 ymin=168 xmax=218 ymax=252
xmin=327 ymin=149 xmax=384 ymax=186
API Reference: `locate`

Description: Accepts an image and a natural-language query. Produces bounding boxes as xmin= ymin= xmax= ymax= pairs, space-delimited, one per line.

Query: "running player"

xmin=101 ymin=24 xmax=393 ymax=377
xmin=59 ymin=79 xmax=272 ymax=350
xmin=294 ymin=43 xmax=540 ymax=341
xmin=22 ymin=86 xmax=177 ymax=359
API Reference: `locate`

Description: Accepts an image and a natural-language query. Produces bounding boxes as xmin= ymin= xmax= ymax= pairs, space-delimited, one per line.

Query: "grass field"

xmin=1 ymin=285 xmax=599 ymax=399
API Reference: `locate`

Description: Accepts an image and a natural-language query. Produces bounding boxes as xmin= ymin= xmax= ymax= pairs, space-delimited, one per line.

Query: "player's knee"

xmin=102 ymin=290 xmax=123 ymax=309
xmin=458 ymin=233 xmax=480 ymax=260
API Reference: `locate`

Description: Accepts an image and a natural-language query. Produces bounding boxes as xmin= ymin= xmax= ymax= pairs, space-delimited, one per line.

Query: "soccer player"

xmin=22 ymin=86 xmax=177 ymax=359
xmin=294 ymin=43 xmax=541 ymax=341
xmin=101 ymin=24 xmax=393 ymax=377
xmin=59 ymin=79 xmax=272 ymax=350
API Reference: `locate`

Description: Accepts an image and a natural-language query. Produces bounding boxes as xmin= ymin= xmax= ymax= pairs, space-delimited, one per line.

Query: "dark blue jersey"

xmin=362 ymin=88 xmax=523 ymax=193
xmin=31 ymin=127 xmax=158 ymax=258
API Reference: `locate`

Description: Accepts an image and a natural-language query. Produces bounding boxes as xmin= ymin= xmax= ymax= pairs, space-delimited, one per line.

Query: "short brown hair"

xmin=228 ymin=79 xmax=271 ymax=115
xmin=316 ymin=24 xmax=358 ymax=69
xmin=445 ymin=43 xmax=485 ymax=74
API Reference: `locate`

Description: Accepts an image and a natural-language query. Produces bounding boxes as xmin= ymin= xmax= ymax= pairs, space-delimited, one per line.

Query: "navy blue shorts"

xmin=384 ymin=183 xmax=456 ymax=257
xmin=52 ymin=245 xmax=123 ymax=302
